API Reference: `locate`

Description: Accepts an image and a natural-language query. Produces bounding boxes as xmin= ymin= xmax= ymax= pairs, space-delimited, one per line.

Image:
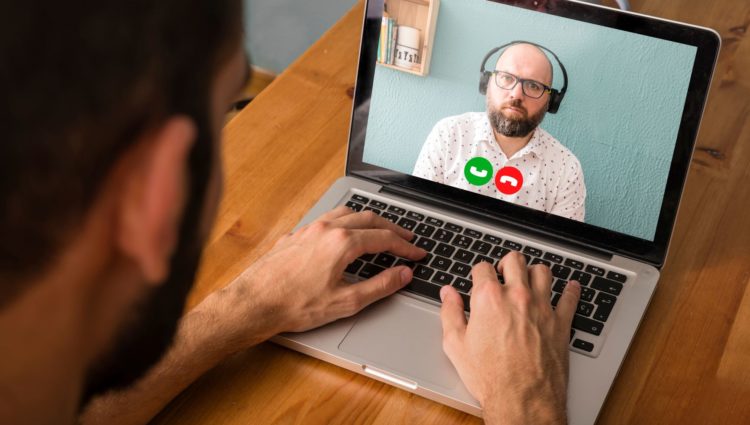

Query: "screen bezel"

xmin=347 ymin=0 xmax=719 ymax=267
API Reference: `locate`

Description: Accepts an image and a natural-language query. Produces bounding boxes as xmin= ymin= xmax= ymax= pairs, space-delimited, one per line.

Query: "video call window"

xmin=362 ymin=0 xmax=697 ymax=241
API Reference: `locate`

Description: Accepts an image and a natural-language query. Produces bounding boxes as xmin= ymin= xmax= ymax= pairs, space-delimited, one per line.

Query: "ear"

xmin=116 ymin=117 xmax=196 ymax=285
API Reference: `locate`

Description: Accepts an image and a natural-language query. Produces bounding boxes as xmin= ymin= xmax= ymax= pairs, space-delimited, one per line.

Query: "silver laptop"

xmin=272 ymin=0 xmax=719 ymax=423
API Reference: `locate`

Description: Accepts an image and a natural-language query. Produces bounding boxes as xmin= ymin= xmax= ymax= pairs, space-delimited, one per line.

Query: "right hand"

xmin=439 ymin=252 xmax=581 ymax=425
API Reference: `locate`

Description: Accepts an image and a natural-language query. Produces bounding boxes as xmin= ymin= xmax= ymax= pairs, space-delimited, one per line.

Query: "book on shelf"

xmin=378 ymin=16 xmax=398 ymax=65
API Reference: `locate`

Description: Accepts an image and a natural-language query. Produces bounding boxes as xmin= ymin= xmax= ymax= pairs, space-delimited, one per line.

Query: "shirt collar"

xmin=478 ymin=113 xmax=548 ymax=160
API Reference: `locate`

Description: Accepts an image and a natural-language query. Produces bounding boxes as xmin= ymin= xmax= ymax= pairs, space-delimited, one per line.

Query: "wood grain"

xmin=153 ymin=1 xmax=750 ymax=423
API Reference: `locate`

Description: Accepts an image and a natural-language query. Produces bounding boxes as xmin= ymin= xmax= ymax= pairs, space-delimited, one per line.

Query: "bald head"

xmin=495 ymin=43 xmax=553 ymax=86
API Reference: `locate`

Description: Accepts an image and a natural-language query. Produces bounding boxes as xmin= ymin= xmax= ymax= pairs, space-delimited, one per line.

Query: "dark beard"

xmin=79 ymin=122 xmax=213 ymax=409
xmin=488 ymin=99 xmax=546 ymax=138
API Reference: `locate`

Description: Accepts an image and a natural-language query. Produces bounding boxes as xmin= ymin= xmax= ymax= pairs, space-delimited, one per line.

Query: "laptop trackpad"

xmin=338 ymin=296 xmax=460 ymax=389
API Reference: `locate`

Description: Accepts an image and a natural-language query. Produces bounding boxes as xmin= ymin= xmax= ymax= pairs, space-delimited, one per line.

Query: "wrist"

xmin=481 ymin=388 xmax=567 ymax=425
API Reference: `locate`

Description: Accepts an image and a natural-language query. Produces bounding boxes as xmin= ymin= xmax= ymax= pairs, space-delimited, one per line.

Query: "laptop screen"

xmin=348 ymin=0 xmax=719 ymax=265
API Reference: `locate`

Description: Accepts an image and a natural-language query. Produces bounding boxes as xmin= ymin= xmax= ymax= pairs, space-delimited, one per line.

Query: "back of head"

xmin=0 ymin=0 xmax=242 ymax=305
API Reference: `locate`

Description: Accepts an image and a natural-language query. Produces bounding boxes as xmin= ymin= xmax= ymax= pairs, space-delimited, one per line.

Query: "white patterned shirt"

xmin=413 ymin=112 xmax=586 ymax=221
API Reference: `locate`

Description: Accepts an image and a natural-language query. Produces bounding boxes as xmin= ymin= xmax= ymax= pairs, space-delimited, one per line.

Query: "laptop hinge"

xmin=381 ymin=183 xmax=614 ymax=262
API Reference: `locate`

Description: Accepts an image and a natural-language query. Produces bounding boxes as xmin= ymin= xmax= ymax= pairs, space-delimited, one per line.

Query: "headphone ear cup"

xmin=547 ymin=89 xmax=562 ymax=113
xmin=479 ymin=72 xmax=491 ymax=95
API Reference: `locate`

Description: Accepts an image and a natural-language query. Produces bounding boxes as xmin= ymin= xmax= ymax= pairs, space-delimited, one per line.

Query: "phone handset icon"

xmin=498 ymin=175 xmax=519 ymax=187
xmin=469 ymin=166 xmax=488 ymax=178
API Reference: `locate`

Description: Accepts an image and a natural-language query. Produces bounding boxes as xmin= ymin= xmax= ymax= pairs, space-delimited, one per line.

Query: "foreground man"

xmin=0 ymin=2 xmax=580 ymax=424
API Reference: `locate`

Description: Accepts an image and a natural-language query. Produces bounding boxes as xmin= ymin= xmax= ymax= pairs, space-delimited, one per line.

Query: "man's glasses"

xmin=493 ymin=71 xmax=551 ymax=99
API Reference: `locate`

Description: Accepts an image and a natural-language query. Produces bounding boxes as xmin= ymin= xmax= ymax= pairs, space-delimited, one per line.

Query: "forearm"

xmin=482 ymin=389 xmax=567 ymax=425
xmin=80 ymin=277 xmax=278 ymax=425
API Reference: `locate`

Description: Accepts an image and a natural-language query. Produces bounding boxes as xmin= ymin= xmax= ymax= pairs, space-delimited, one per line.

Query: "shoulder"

xmin=536 ymin=127 xmax=583 ymax=174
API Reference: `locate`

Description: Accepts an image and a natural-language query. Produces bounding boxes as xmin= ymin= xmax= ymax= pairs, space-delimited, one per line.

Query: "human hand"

xmin=439 ymin=252 xmax=581 ymax=425
xmin=228 ymin=206 xmax=425 ymax=338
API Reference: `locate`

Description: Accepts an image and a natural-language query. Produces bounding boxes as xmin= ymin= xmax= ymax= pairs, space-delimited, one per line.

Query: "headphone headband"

xmin=478 ymin=40 xmax=568 ymax=113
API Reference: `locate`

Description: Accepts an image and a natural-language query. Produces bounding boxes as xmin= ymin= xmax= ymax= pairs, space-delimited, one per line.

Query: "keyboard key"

xmin=464 ymin=228 xmax=482 ymax=239
xmin=607 ymin=271 xmax=627 ymax=283
xmin=552 ymin=279 xmax=567 ymax=293
xmin=576 ymin=301 xmax=594 ymax=317
xmin=387 ymin=205 xmax=406 ymax=215
xmin=580 ymin=287 xmax=595 ymax=302
xmin=450 ymin=262 xmax=472 ymax=277
xmin=594 ymin=292 xmax=617 ymax=321
xmin=551 ymin=293 xmax=561 ymax=307
xmin=351 ymin=194 xmax=369 ymax=204
xmin=434 ymin=243 xmax=456 ymax=257
xmin=523 ymin=246 xmax=543 ymax=257
xmin=359 ymin=263 xmax=385 ymax=279
xmin=414 ymin=265 xmax=435 ymax=280
xmin=431 ymin=256 xmax=452 ymax=271
xmin=564 ymin=259 xmax=584 ymax=270
xmin=345 ymin=201 xmax=363 ymax=212
xmin=369 ymin=200 xmax=387 ymax=209
xmin=591 ymin=277 xmax=623 ymax=296
xmin=470 ymin=240 xmax=492 ymax=255
xmin=434 ymin=229 xmax=454 ymax=243
xmin=473 ymin=255 xmax=495 ymax=266
xmin=394 ymin=258 xmax=415 ymax=269
xmin=363 ymin=206 xmax=381 ymax=215
xmin=523 ymin=254 xmax=532 ymax=264
xmin=360 ymin=253 xmax=376 ymax=261
xmin=551 ymin=264 xmax=572 ymax=280
xmin=373 ymin=253 xmax=396 ymax=268
xmin=416 ymin=253 xmax=433 ymax=265
xmin=345 ymin=259 xmax=364 ymax=274
xmin=572 ymin=315 xmax=604 ymax=336
xmin=397 ymin=217 xmax=417 ymax=231
xmin=572 ymin=339 xmax=594 ymax=352
xmin=503 ymin=240 xmax=523 ymax=251
xmin=586 ymin=265 xmax=606 ymax=276
xmin=454 ymin=249 xmax=475 ymax=264
xmin=530 ymin=258 xmax=551 ymax=267
xmin=425 ymin=217 xmax=443 ymax=226
xmin=415 ymin=237 xmax=436 ymax=252
xmin=404 ymin=278 xmax=441 ymax=303
xmin=483 ymin=234 xmax=502 ymax=244
xmin=452 ymin=235 xmax=473 ymax=249
xmin=414 ymin=223 xmax=436 ymax=237
xmin=381 ymin=212 xmax=399 ymax=223
xmin=453 ymin=278 xmax=473 ymax=293
xmin=406 ymin=211 xmax=424 ymax=221
xmin=432 ymin=271 xmax=454 ymax=286
xmin=490 ymin=246 xmax=510 ymax=259
xmin=570 ymin=270 xmax=592 ymax=286
xmin=444 ymin=223 xmax=462 ymax=233
xmin=543 ymin=252 xmax=563 ymax=263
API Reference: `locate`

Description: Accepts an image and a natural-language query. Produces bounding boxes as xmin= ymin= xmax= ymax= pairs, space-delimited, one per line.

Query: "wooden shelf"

xmin=376 ymin=0 xmax=440 ymax=77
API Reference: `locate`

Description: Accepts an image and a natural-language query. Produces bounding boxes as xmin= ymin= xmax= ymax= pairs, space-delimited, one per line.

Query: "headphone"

xmin=479 ymin=41 xmax=568 ymax=114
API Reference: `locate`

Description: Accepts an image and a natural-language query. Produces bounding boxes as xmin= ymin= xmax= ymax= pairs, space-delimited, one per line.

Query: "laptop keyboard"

xmin=343 ymin=194 xmax=628 ymax=357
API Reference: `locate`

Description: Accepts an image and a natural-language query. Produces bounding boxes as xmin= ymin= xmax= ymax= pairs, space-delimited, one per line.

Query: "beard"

xmin=488 ymin=99 xmax=547 ymax=138
xmin=79 ymin=120 xmax=214 ymax=409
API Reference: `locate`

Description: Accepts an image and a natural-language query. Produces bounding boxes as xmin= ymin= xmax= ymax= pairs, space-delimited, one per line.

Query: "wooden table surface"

xmin=153 ymin=1 xmax=750 ymax=423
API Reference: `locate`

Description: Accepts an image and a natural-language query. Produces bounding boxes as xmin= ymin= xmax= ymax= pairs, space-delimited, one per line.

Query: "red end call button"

xmin=495 ymin=166 xmax=523 ymax=195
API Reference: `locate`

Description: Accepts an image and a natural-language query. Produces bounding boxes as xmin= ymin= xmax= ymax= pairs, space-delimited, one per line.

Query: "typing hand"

xmin=241 ymin=206 xmax=426 ymax=335
xmin=439 ymin=252 xmax=581 ymax=425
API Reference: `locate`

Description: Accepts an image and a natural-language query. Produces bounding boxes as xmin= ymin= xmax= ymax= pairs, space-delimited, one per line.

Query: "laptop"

xmin=272 ymin=0 xmax=719 ymax=423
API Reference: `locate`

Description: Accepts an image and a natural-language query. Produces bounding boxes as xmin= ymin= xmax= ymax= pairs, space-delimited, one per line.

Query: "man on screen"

xmin=413 ymin=42 xmax=586 ymax=221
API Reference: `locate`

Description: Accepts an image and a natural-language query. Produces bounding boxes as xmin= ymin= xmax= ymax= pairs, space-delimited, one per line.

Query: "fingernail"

xmin=400 ymin=267 xmax=411 ymax=285
xmin=440 ymin=285 xmax=448 ymax=301
xmin=568 ymin=280 xmax=581 ymax=290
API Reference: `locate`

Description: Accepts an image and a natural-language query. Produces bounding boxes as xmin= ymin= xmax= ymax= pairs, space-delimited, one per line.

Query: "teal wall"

xmin=362 ymin=0 xmax=696 ymax=241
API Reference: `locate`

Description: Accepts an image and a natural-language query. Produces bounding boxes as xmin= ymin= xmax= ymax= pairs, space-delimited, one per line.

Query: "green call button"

xmin=464 ymin=157 xmax=493 ymax=186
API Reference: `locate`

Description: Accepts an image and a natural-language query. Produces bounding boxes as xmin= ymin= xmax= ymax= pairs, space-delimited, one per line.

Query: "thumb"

xmin=439 ymin=285 xmax=467 ymax=356
xmin=346 ymin=266 xmax=412 ymax=312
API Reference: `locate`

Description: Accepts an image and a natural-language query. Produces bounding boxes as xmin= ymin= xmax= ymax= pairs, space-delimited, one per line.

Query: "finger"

xmin=342 ymin=266 xmax=412 ymax=313
xmin=439 ymin=285 xmax=467 ymax=355
xmin=318 ymin=205 xmax=354 ymax=221
xmin=555 ymin=280 xmax=581 ymax=330
xmin=343 ymin=228 xmax=426 ymax=265
xmin=331 ymin=210 xmax=413 ymax=241
xmin=496 ymin=251 xmax=529 ymax=288
xmin=528 ymin=264 xmax=553 ymax=302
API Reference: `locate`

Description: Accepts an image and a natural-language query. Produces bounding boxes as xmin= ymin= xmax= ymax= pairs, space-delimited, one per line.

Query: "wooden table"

xmin=153 ymin=1 xmax=750 ymax=423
